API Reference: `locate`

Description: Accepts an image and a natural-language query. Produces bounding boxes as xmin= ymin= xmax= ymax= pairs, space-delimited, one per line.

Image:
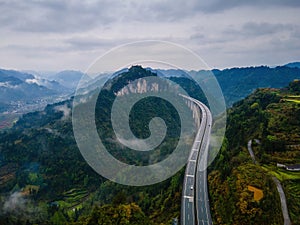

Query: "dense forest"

xmin=0 ymin=66 xmax=299 ymax=224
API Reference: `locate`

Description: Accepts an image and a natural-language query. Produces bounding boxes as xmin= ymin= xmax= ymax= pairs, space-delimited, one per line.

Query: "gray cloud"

xmin=0 ymin=0 xmax=120 ymax=33
xmin=236 ymin=22 xmax=296 ymax=37
xmin=65 ymin=36 xmax=119 ymax=51
xmin=187 ymin=19 xmax=300 ymax=69
xmin=0 ymin=0 xmax=299 ymax=70
xmin=3 ymin=192 xmax=26 ymax=214
xmin=55 ymin=104 xmax=71 ymax=120
xmin=191 ymin=21 xmax=300 ymax=45
xmin=133 ymin=0 xmax=300 ymax=21
xmin=194 ymin=0 xmax=300 ymax=13
xmin=2 ymin=0 xmax=300 ymax=34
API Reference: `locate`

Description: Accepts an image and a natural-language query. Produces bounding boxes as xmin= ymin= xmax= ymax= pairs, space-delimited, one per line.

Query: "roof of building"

xmin=286 ymin=164 xmax=300 ymax=170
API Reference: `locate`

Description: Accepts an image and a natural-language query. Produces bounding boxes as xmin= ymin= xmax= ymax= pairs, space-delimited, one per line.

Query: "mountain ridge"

xmin=284 ymin=62 xmax=300 ymax=68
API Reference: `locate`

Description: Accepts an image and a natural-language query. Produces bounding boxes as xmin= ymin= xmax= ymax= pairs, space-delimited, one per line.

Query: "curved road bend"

xmin=247 ymin=140 xmax=257 ymax=164
xmin=181 ymin=95 xmax=213 ymax=225
xmin=247 ymin=140 xmax=291 ymax=225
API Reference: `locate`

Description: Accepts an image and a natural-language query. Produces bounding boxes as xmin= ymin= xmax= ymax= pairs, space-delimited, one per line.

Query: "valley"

xmin=0 ymin=65 xmax=299 ymax=224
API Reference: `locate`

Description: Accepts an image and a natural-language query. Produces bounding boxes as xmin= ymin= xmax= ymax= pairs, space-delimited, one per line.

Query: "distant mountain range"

xmin=0 ymin=69 xmax=57 ymax=102
xmin=284 ymin=62 xmax=300 ymax=68
xmin=48 ymin=70 xmax=84 ymax=89
xmin=74 ymin=63 xmax=300 ymax=107
xmin=211 ymin=65 xmax=300 ymax=105
xmin=1 ymin=62 xmax=300 ymax=114
xmin=0 ymin=69 xmax=85 ymax=113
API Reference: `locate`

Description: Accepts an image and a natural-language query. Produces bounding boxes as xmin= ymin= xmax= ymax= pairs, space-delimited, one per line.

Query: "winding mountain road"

xmin=247 ymin=139 xmax=291 ymax=225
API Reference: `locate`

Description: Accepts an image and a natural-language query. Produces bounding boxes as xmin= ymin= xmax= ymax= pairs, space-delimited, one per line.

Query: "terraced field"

xmin=55 ymin=188 xmax=89 ymax=216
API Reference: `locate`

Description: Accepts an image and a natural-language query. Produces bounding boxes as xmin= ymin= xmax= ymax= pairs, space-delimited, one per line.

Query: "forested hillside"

xmin=212 ymin=66 xmax=300 ymax=106
xmin=0 ymin=66 xmax=201 ymax=225
xmin=208 ymin=80 xmax=300 ymax=224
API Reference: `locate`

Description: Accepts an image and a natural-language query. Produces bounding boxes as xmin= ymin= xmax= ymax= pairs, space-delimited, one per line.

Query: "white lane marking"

xmin=186 ymin=174 xmax=194 ymax=177
xmin=184 ymin=195 xmax=193 ymax=198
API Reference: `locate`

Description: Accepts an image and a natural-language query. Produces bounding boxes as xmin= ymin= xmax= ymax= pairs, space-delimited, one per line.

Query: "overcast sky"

xmin=0 ymin=0 xmax=300 ymax=71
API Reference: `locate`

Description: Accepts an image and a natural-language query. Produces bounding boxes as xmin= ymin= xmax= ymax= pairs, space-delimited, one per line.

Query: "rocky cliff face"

xmin=116 ymin=78 xmax=164 ymax=96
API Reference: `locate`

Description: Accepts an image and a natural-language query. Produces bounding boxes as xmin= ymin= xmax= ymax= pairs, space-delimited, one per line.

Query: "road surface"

xmin=181 ymin=95 xmax=213 ymax=225
xmin=247 ymin=140 xmax=257 ymax=164
xmin=272 ymin=177 xmax=291 ymax=225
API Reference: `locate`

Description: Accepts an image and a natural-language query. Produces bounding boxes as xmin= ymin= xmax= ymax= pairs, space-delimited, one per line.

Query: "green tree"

xmin=50 ymin=211 xmax=67 ymax=225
